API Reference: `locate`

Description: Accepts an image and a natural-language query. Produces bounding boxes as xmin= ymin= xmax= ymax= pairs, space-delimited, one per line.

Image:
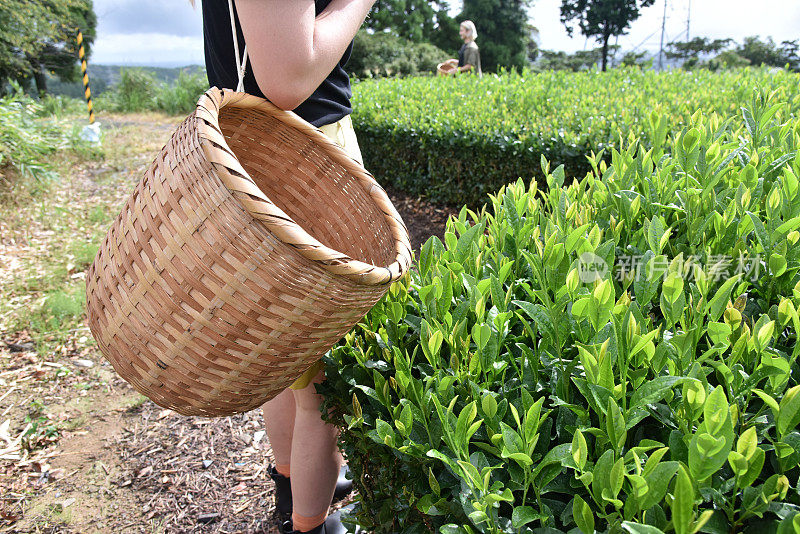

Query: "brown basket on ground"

xmin=86 ymin=87 xmax=412 ymax=417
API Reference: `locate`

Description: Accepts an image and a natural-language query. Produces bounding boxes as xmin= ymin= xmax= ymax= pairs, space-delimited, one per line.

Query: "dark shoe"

xmin=333 ymin=464 xmax=354 ymax=503
xmin=282 ymin=505 xmax=361 ymax=534
xmin=268 ymin=465 xmax=293 ymax=526
xmin=269 ymin=464 xmax=354 ymax=528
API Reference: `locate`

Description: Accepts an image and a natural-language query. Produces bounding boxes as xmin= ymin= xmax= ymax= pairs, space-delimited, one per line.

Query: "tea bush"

xmin=320 ymin=90 xmax=800 ymax=533
xmin=351 ymin=67 xmax=800 ymax=207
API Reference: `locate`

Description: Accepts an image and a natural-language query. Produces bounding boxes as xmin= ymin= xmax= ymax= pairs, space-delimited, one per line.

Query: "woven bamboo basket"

xmin=437 ymin=62 xmax=456 ymax=76
xmin=86 ymin=87 xmax=412 ymax=417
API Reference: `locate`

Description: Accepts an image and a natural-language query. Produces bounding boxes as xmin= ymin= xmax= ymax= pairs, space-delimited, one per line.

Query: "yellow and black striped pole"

xmin=76 ymin=31 xmax=94 ymax=124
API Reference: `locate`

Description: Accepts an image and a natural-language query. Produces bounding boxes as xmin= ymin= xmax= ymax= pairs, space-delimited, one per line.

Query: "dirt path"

xmin=2 ymin=335 xmax=284 ymax=534
xmin=0 ymin=112 xmax=454 ymax=533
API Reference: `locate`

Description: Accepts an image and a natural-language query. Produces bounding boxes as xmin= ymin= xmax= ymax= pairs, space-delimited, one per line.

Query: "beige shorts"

xmin=288 ymin=113 xmax=363 ymax=391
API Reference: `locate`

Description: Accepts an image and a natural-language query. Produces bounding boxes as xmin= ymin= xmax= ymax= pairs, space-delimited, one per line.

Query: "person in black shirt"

xmin=201 ymin=1 xmax=372 ymax=533
xmin=441 ymin=20 xmax=482 ymax=75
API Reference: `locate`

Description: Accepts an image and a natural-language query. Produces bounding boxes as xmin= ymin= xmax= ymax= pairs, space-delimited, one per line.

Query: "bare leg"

xmin=289 ymin=370 xmax=343 ymax=530
xmin=262 ymin=387 xmax=296 ymax=472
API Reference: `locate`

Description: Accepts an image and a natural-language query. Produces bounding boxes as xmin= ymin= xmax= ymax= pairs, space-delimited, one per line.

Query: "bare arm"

xmin=235 ymin=0 xmax=374 ymax=110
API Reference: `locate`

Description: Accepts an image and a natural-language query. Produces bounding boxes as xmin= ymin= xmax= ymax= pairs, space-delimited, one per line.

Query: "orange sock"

xmin=276 ymin=463 xmax=291 ymax=478
xmin=291 ymin=511 xmax=328 ymax=532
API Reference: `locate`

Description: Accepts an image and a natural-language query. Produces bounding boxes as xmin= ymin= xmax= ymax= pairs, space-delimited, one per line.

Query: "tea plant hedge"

xmin=351 ymin=68 xmax=800 ymax=207
xmin=320 ymin=90 xmax=800 ymax=533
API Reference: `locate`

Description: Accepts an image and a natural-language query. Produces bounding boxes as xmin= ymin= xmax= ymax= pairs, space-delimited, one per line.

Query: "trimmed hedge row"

xmin=351 ymin=67 xmax=800 ymax=207
xmin=320 ymin=89 xmax=800 ymax=533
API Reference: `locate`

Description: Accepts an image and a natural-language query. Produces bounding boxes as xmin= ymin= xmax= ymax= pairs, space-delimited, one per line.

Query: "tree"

xmin=708 ymin=50 xmax=750 ymax=71
xmin=350 ymin=30 xmax=448 ymax=78
xmin=736 ymin=36 xmax=783 ymax=68
xmin=0 ymin=0 xmax=96 ymax=95
xmin=526 ymin=23 xmax=541 ymax=63
xmin=366 ymin=1 xmax=455 ymax=43
xmin=779 ymin=40 xmax=799 ymax=71
xmin=665 ymin=37 xmax=732 ymax=69
xmin=461 ymin=0 xmax=532 ymax=72
xmin=535 ymin=47 xmax=614 ymax=71
xmin=559 ymin=0 xmax=656 ymax=71
xmin=734 ymin=36 xmax=799 ymax=71
xmin=665 ymin=37 xmax=731 ymax=60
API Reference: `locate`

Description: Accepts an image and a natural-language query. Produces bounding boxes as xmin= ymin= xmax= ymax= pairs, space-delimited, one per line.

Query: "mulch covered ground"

xmin=384 ymin=186 xmax=457 ymax=252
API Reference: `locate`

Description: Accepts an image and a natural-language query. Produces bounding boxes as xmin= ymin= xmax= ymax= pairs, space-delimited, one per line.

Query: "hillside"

xmin=46 ymin=64 xmax=206 ymax=98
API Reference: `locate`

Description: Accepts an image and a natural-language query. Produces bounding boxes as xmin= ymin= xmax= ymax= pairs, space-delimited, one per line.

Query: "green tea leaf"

xmin=454 ymin=223 xmax=483 ymax=264
xmin=703 ymin=386 xmax=729 ymax=436
xmin=752 ymin=389 xmax=781 ymax=418
xmin=610 ymin=457 xmax=625 ymax=497
xmin=778 ymin=385 xmax=800 ymax=438
xmin=397 ymin=404 xmax=413 ymax=438
xmin=573 ymin=496 xmax=595 ymax=534
xmin=513 ymin=301 xmax=555 ymax=340
xmin=500 ymin=421 xmax=524 ymax=454
xmin=456 ymin=401 xmax=477 ymax=450
xmin=572 ymin=429 xmax=588 ymax=471
xmin=738 ymin=446 xmax=765 ymax=489
xmin=481 ymin=394 xmax=497 ymax=419
xmin=727 ymin=450 xmax=748 ymax=477
xmin=592 ymin=449 xmax=615 ymax=504
xmin=736 ymin=427 xmax=758 ymax=460
xmin=607 ymin=399 xmax=627 ymax=452
xmin=640 ymin=461 xmax=679 ymax=511
xmin=419 ymin=238 xmax=434 ymax=278
xmin=512 ymin=506 xmax=545 ymax=529
xmin=532 ymin=443 xmax=572 ymax=479
xmin=642 ymin=447 xmax=670 ymax=478
xmin=629 ymin=376 xmax=695 ymax=412
xmin=756 ymin=320 xmax=776 ymax=351
xmin=622 ymin=521 xmax=666 ymax=534
xmin=456 ymin=460 xmax=483 ymax=491
xmin=471 ymin=323 xmax=491 ymax=352
xmin=747 ymin=211 xmax=771 ymax=253
xmin=707 ymin=274 xmax=743 ymax=322
xmin=672 ymin=465 xmax=694 ymax=534
xmin=428 ymin=466 xmax=441 ymax=496
xmin=504 ymin=452 xmax=533 ymax=466
xmin=628 ymin=473 xmax=649 ymax=500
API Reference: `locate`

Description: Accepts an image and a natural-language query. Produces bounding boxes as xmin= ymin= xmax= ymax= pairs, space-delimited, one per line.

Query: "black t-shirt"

xmin=202 ymin=0 xmax=353 ymax=127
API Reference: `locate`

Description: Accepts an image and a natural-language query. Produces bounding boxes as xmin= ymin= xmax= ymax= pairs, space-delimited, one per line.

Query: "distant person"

xmin=439 ymin=21 xmax=482 ymax=76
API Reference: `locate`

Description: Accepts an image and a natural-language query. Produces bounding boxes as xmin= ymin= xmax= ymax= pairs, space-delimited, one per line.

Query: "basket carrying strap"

xmin=228 ymin=0 xmax=248 ymax=92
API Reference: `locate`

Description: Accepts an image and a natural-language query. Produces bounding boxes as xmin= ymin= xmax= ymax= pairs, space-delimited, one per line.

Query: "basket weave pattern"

xmin=86 ymin=89 xmax=411 ymax=417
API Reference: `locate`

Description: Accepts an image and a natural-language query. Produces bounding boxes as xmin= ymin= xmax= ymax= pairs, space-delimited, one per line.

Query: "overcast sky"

xmin=90 ymin=0 xmax=800 ymax=66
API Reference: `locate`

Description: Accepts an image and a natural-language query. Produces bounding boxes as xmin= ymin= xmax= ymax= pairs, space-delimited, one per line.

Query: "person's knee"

xmin=292 ymin=370 xmax=326 ymax=412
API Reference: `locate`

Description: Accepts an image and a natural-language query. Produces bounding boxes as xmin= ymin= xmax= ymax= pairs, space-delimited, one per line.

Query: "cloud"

xmin=531 ymin=0 xmax=800 ymax=53
xmin=91 ymin=0 xmax=800 ymax=66
xmin=94 ymin=0 xmax=202 ymax=37
xmin=91 ymin=33 xmax=205 ymax=65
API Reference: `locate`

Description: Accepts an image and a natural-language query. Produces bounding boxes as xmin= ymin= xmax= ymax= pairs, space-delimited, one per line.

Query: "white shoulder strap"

xmin=227 ymin=0 xmax=249 ymax=92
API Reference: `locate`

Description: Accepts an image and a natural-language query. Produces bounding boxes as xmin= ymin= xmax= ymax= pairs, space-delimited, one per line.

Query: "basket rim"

xmin=194 ymin=87 xmax=412 ymax=286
